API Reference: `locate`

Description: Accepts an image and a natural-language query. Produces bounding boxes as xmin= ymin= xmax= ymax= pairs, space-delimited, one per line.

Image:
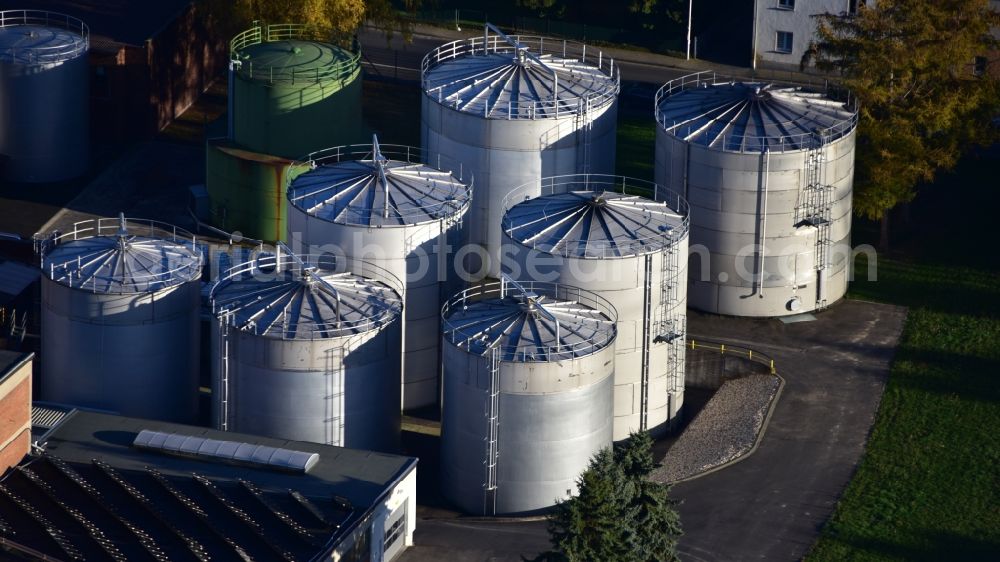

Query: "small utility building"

xmin=0 ymin=411 xmax=417 ymax=561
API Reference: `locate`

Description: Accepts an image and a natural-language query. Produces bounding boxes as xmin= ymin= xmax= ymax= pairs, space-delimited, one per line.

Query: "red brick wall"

xmin=0 ymin=360 xmax=31 ymax=475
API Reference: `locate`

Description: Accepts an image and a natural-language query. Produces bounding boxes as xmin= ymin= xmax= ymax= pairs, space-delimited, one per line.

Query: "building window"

xmin=778 ymin=0 xmax=795 ymax=9
xmin=849 ymin=0 xmax=867 ymax=15
xmin=776 ymin=31 xmax=793 ymax=53
xmin=383 ymin=515 xmax=405 ymax=552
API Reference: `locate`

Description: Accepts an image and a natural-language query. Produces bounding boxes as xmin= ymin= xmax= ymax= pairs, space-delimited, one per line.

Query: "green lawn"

xmin=807 ymin=151 xmax=1000 ymax=560
xmin=612 ymin=112 xmax=1000 ymax=558
xmin=615 ymin=116 xmax=657 ymax=181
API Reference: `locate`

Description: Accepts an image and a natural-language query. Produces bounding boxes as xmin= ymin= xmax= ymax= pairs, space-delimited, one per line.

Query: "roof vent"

xmin=132 ymin=430 xmax=320 ymax=473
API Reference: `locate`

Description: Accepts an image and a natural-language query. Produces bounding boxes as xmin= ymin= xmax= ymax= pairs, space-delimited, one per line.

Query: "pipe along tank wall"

xmin=501 ymin=175 xmax=690 ymax=440
xmin=210 ymin=250 xmax=403 ymax=452
xmin=421 ymin=24 xmax=620 ymax=278
xmin=654 ymin=72 xmax=857 ymax=316
xmin=440 ymin=279 xmax=616 ymax=515
xmin=287 ymin=138 xmax=472 ymax=411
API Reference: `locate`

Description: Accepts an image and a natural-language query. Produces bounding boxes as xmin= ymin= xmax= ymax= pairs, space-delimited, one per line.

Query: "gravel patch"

xmin=653 ymin=374 xmax=780 ymax=483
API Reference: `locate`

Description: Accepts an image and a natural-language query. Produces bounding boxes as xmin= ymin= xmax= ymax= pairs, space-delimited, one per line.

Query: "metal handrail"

xmin=229 ymin=22 xmax=360 ymax=84
xmin=654 ymin=70 xmax=859 ymax=153
xmin=687 ymin=337 xmax=778 ymax=375
xmin=210 ymin=253 xmax=404 ymax=340
xmin=288 ymin=141 xmax=474 ymax=225
xmin=421 ymin=27 xmax=620 ymax=120
xmin=501 ymin=174 xmax=690 ymax=259
xmin=0 ymin=10 xmax=88 ymax=64
xmin=441 ymin=280 xmax=618 ymax=360
xmin=37 ymin=217 xmax=202 ymax=293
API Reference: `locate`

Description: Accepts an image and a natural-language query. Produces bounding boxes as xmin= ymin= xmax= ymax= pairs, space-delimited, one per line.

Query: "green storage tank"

xmin=206 ymin=23 xmax=363 ymax=241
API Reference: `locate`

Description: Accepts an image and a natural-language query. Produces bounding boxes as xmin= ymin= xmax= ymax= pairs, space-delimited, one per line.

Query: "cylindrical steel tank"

xmin=229 ymin=23 xmax=362 ymax=157
xmin=287 ymin=139 xmax=472 ymax=411
xmin=39 ymin=216 xmax=202 ymax=423
xmin=0 ymin=10 xmax=89 ymax=183
xmin=654 ymin=71 xmax=858 ymax=316
xmin=501 ymin=175 xmax=690 ymax=440
xmin=440 ymin=279 xmax=617 ymax=515
xmin=421 ymin=24 xmax=620 ymax=278
xmin=210 ymin=251 xmax=403 ymax=452
xmin=206 ymin=23 xmax=363 ymax=241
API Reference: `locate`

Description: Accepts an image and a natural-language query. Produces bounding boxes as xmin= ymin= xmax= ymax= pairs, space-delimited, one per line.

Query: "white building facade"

xmin=753 ymin=0 xmax=869 ymax=70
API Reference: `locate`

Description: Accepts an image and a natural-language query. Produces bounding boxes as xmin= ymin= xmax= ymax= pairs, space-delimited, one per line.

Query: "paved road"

xmin=357 ymin=23 xmax=827 ymax=91
xmin=398 ymin=299 xmax=905 ymax=561
xmin=359 ymin=25 xmax=698 ymax=87
xmin=674 ymin=300 xmax=906 ymax=561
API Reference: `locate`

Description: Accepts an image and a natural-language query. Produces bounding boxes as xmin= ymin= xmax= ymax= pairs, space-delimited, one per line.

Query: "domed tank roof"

xmin=442 ymin=280 xmax=615 ymax=361
xmin=288 ymin=139 xmax=472 ymax=227
xmin=422 ymin=24 xmax=618 ymax=119
xmin=211 ymin=252 xmax=402 ymax=340
xmin=655 ymin=72 xmax=857 ymax=152
xmin=0 ymin=10 xmax=88 ymax=65
xmin=230 ymin=24 xmax=359 ymax=84
xmin=41 ymin=217 xmax=201 ymax=294
xmin=503 ymin=186 xmax=688 ymax=259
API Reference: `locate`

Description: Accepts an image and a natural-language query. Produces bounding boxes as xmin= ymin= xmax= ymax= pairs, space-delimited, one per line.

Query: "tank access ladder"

xmin=483 ymin=345 xmax=501 ymax=515
xmin=798 ymin=134 xmax=834 ymax=309
xmin=654 ymin=231 xmax=685 ymax=392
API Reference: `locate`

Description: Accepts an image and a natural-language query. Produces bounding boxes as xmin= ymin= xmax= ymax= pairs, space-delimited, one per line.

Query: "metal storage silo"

xmin=206 ymin=22 xmax=363 ymax=242
xmin=654 ymin=71 xmax=858 ymax=316
xmin=287 ymin=136 xmax=472 ymax=411
xmin=501 ymin=175 xmax=690 ymax=440
xmin=38 ymin=215 xmax=202 ymax=423
xmin=421 ymin=23 xmax=620 ymax=278
xmin=0 ymin=10 xmax=89 ymax=183
xmin=210 ymin=248 xmax=403 ymax=452
xmin=441 ymin=279 xmax=616 ymax=515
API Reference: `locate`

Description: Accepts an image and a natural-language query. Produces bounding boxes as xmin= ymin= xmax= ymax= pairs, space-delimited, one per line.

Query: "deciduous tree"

xmin=803 ymin=0 xmax=1000 ymax=249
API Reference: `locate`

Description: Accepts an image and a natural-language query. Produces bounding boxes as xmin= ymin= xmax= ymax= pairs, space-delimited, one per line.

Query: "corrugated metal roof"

xmin=656 ymin=81 xmax=856 ymax=151
xmin=504 ymin=190 xmax=686 ymax=258
xmin=0 ymin=19 xmax=86 ymax=64
xmin=288 ymin=158 xmax=471 ymax=227
xmin=211 ymin=259 xmax=402 ymax=340
xmin=443 ymin=290 xmax=614 ymax=361
xmin=42 ymin=234 xmax=201 ymax=294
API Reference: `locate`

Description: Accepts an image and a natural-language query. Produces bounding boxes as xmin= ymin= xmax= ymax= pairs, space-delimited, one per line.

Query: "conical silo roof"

xmin=0 ymin=11 xmax=88 ymax=65
xmin=442 ymin=286 xmax=614 ymax=361
xmin=41 ymin=219 xmax=201 ymax=294
xmin=656 ymin=79 xmax=856 ymax=151
xmin=288 ymin=150 xmax=472 ymax=227
xmin=422 ymin=25 xmax=618 ymax=119
xmin=503 ymin=190 xmax=686 ymax=258
xmin=211 ymin=256 xmax=402 ymax=340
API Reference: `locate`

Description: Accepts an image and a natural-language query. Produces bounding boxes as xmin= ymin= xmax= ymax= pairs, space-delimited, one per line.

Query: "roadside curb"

xmin=663 ymin=370 xmax=787 ymax=486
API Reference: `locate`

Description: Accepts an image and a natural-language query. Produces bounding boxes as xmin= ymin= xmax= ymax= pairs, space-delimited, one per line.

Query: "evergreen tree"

xmin=538 ymin=431 xmax=682 ymax=562
xmin=802 ymin=0 xmax=1000 ymax=249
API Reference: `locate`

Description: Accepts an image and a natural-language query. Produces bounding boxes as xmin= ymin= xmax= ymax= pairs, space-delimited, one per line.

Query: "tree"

xmin=204 ymin=0 xmax=419 ymax=43
xmin=802 ymin=0 xmax=1000 ymax=249
xmin=628 ymin=0 xmax=685 ymax=34
xmin=538 ymin=431 xmax=682 ymax=562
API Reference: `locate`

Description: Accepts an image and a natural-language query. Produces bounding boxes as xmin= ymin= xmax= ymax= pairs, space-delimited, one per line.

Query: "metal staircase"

xmin=799 ymin=137 xmax=834 ymax=309
xmin=483 ymin=346 xmax=501 ymax=515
